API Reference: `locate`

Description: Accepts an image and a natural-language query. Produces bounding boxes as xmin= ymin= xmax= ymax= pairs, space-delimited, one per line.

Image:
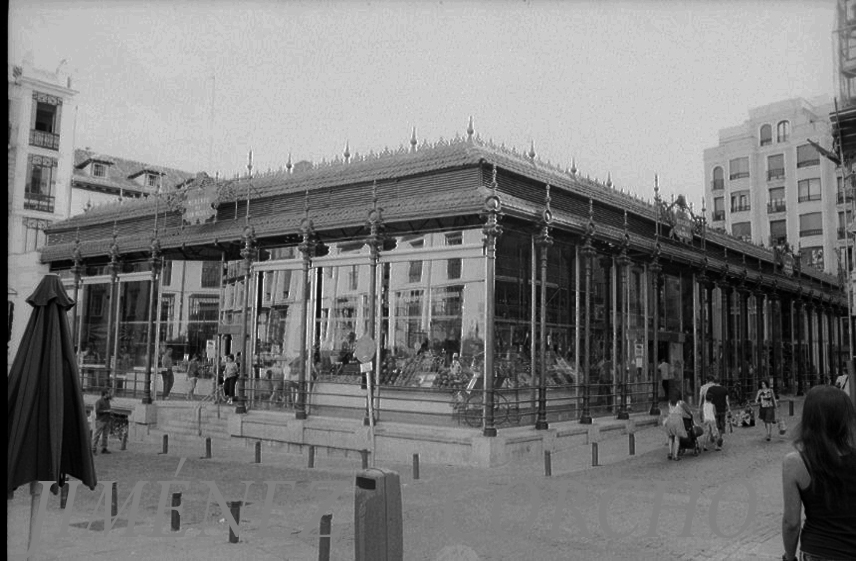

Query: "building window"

xmin=711 ymin=166 xmax=724 ymax=190
xmin=408 ymin=239 xmax=424 ymax=283
xmin=769 ymin=219 xmax=787 ymax=246
xmin=279 ymin=270 xmax=292 ymax=301
xmin=24 ymin=154 xmax=57 ymax=213
xmin=767 ymin=154 xmax=785 ymax=180
xmin=760 ymin=124 xmax=772 ymax=146
xmin=796 ymin=144 xmax=820 ymax=168
xmin=729 ymin=157 xmax=749 ymax=180
xmin=29 ymin=92 xmax=61 ymax=150
xmin=22 ymin=217 xmax=51 ymax=252
xmin=92 ymin=163 xmax=106 ymax=178
xmin=732 ymin=221 xmax=751 ymax=241
xmin=800 ymin=246 xmax=824 ymax=271
xmin=731 ymin=190 xmax=750 ymax=212
xmin=777 ymin=120 xmax=790 ymax=143
xmin=837 ymin=176 xmax=853 ymax=204
xmin=839 ymin=211 xmax=852 ymax=239
xmin=348 ymin=265 xmax=359 ymax=291
xmin=445 ymin=231 xmax=463 ymax=280
xmin=797 ymin=178 xmax=821 ymax=203
xmin=713 ymin=197 xmax=725 ymax=221
xmin=799 ymin=212 xmax=823 ymax=237
xmin=159 ymin=294 xmax=176 ymax=341
xmin=161 ymin=260 xmax=173 ymax=286
xmin=767 ymin=186 xmax=786 ymax=214
xmin=200 ymin=261 xmax=220 ymax=288
xmin=146 ymin=173 xmax=159 ymax=188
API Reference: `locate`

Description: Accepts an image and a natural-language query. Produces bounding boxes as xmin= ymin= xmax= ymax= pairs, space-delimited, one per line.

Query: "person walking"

xmin=664 ymin=389 xmax=692 ymax=461
xmin=659 ymin=357 xmax=672 ymax=402
xmin=92 ymin=390 xmax=113 ymax=455
xmin=701 ymin=392 xmax=720 ymax=452
xmin=705 ymin=378 xmax=730 ymax=451
xmin=781 ymin=385 xmax=856 ymax=561
xmin=223 ymin=354 xmax=239 ymax=405
xmin=754 ymin=379 xmax=777 ymax=442
xmin=186 ymin=354 xmax=200 ymax=401
xmin=160 ymin=347 xmax=174 ymax=400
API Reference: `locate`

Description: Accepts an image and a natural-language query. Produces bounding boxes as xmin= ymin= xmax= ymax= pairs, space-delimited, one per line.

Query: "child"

xmin=702 ymin=392 xmax=720 ymax=451
xmin=664 ymin=390 xmax=693 ymax=461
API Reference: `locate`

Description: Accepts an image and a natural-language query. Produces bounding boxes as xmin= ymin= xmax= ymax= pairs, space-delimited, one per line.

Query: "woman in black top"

xmin=781 ymin=385 xmax=856 ymax=561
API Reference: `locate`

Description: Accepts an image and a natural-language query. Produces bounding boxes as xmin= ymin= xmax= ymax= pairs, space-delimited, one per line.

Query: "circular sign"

xmin=354 ymin=335 xmax=376 ymax=363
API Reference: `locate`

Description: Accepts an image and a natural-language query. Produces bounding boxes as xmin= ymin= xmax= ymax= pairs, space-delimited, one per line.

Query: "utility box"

xmin=354 ymin=468 xmax=403 ymax=561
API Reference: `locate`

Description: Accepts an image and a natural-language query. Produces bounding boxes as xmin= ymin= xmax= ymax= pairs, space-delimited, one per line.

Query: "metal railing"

xmin=837 ymin=191 xmax=854 ymax=204
xmin=712 ymin=210 xmax=725 ymax=221
xmin=769 ymin=235 xmax=788 ymax=246
xmin=23 ymin=191 xmax=55 ymax=213
xmin=29 ymin=129 xmax=59 ymax=150
xmin=729 ymin=172 xmax=750 ymax=180
xmin=798 ymin=194 xmax=821 ymax=203
xmin=711 ymin=179 xmax=724 ymax=191
xmin=799 ymin=229 xmax=823 ymax=237
xmin=767 ymin=169 xmax=785 ymax=181
xmin=796 ymin=159 xmax=819 ymax=168
xmin=767 ymin=200 xmax=786 ymax=213
xmin=731 ymin=204 xmax=751 ymax=212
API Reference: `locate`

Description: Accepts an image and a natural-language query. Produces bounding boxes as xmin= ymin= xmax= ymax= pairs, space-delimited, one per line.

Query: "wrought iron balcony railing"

xmin=799 ymin=228 xmax=823 ymax=237
xmin=712 ymin=210 xmax=725 ymax=221
xmin=29 ymin=129 xmax=59 ymax=150
xmin=711 ymin=179 xmax=724 ymax=191
xmin=23 ymin=191 xmax=55 ymax=213
xmin=767 ymin=169 xmax=785 ymax=181
xmin=731 ymin=204 xmax=751 ymax=212
xmin=767 ymin=200 xmax=786 ymax=213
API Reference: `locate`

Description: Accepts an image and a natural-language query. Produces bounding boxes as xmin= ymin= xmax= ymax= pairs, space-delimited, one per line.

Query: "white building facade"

xmin=703 ymin=97 xmax=844 ymax=277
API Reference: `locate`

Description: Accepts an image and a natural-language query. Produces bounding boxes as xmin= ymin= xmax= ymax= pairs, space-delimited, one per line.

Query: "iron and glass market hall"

xmin=41 ymin=130 xmax=848 ymax=463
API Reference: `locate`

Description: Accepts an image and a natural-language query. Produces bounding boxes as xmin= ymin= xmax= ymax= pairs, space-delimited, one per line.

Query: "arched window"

xmin=760 ymin=124 xmax=772 ymax=146
xmin=777 ymin=120 xmax=790 ymax=143
xmin=712 ymin=166 xmax=724 ymax=190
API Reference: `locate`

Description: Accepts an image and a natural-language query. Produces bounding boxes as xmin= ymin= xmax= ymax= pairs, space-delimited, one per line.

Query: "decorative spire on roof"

xmin=286 ymin=153 xmax=293 ymax=174
xmin=467 ymin=116 xmax=474 ymax=141
xmin=344 ymin=141 xmax=351 ymax=163
xmin=410 ymin=127 xmax=418 ymax=152
xmin=570 ymin=158 xmax=577 ymax=176
xmin=527 ymin=140 xmax=536 ymax=161
xmin=606 ymin=173 xmax=612 ymax=189
xmin=247 ymin=149 xmax=253 ymax=178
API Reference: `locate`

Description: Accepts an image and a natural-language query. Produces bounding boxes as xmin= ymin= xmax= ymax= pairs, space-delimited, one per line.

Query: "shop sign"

xmin=671 ymin=207 xmax=694 ymax=243
xmin=782 ymin=253 xmax=794 ymax=277
xmin=182 ymin=183 xmax=218 ymax=225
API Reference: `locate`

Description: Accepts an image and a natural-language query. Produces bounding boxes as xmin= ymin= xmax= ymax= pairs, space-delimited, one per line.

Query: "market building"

xmin=40 ymin=128 xmax=848 ymax=465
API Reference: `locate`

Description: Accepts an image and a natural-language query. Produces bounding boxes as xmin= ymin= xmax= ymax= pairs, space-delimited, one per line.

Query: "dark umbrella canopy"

xmin=7 ymin=274 xmax=97 ymax=494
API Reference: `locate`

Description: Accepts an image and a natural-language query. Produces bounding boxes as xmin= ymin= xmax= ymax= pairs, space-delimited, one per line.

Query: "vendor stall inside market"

xmin=41 ymin=130 xmax=849 ymax=435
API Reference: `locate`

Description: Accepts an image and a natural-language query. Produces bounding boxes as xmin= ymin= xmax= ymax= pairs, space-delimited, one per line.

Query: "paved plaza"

xmin=8 ymin=399 xmax=802 ymax=561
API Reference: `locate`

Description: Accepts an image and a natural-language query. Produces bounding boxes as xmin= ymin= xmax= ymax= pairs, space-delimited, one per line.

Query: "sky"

xmin=9 ymin=0 xmax=837 ymax=205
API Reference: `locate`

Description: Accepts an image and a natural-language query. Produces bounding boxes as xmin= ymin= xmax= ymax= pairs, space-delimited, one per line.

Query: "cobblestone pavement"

xmin=7 ymin=398 xmax=803 ymax=561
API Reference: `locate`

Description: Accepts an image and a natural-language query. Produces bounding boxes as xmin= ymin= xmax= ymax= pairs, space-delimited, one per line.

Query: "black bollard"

xmin=171 ymin=492 xmax=181 ymax=531
xmin=162 ymin=434 xmax=168 ymax=454
xmin=360 ymin=449 xmax=369 ymax=469
xmin=255 ymin=441 xmax=261 ymax=464
xmin=308 ymin=445 xmax=315 ymax=468
xmin=629 ymin=433 xmax=636 ymax=456
xmin=120 ymin=434 xmax=128 ymax=451
xmin=412 ymin=453 xmax=420 ymax=480
xmin=544 ymin=451 xmax=552 ymax=477
xmin=205 ymin=437 xmax=212 ymax=459
xmin=591 ymin=442 xmax=599 ymax=467
xmin=789 ymin=400 xmax=794 ymax=417
xmin=60 ymin=483 xmax=69 ymax=509
xmin=318 ymin=512 xmax=332 ymax=561
xmin=228 ymin=501 xmax=241 ymax=543
xmin=111 ymin=482 xmax=118 ymax=517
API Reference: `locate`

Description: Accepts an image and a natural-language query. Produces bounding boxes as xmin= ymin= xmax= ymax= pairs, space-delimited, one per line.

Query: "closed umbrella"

xmin=7 ymin=275 xmax=97 ymax=549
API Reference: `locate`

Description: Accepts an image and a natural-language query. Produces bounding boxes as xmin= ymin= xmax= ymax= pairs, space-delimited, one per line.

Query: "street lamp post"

xmin=535 ymin=185 xmax=553 ymax=430
xmin=580 ymin=199 xmax=595 ymax=425
xmin=296 ymin=192 xmax=316 ymax=421
xmin=234 ymin=224 xmax=256 ymax=414
xmin=482 ymin=165 xmax=503 ymax=437
xmin=143 ymin=237 xmax=161 ymax=405
xmin=616 ymin=210 xmax=631 ymax=420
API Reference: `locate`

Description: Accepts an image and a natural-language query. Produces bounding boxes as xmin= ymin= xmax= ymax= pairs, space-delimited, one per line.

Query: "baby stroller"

xmin=677 ymin=416 xmax=703 ymax=457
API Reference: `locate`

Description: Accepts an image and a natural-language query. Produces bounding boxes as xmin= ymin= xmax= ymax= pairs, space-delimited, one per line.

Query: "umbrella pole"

xmin=27 ymin=481 xmax=43 ymax=556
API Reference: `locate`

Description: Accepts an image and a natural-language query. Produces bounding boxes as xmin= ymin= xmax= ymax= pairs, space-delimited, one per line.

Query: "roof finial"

xmin=410 ymin=127 xmax=417 ymax=152
xmin=490 ymin=164 xmax=498 ymax=195
xmin=286 ymin=152 xmax=293 ymax=174
xmin=606 ymin=173 xmax=612 ymax=189
xmin=466 ymin=116 xmax=474 ymax=140
xmin=528 ymin=140 xmax=536 ymax=160
xmin=654 ymin=173 xmax=660 ymax=200
xmin=570 ymin=158 xmax=577 ymax=176
xmin=247 ymin=149 xmax=253 ymax=178
xmin=303 ymin=189 xmax=310 ymax=218
xmin=344 ymin=141 xmax=351 ymax=163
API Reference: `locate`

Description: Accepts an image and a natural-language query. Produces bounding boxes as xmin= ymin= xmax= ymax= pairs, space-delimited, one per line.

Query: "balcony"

xmin=729 ymin=172 xmax=750 ymax=180
xmin=798 ymin=194 xmax=822 ymax=203
xmin=840 ymin=227 xmax=849 ymax=240
xmin=767 ymin=200 xmax=786 ymax=213
xmin=29 ymin=129 xmax=59 ymax=151
xmin=799 ymin=228 xmax=823 ymax=237
xmin=731 ymin=204 xmax=751 ymax=212
xmin=838 ymin=191 xmax=854 ymax=204
xmin=769 ymin=236 xmax=788 ymax=247
xmin=23 ymin=191 xmax=55 ymax=213
xmin=711 ymin=179 xmax=724 ymax=191
xmin=767 ymin=169 xmax=785 ymax=181
xmin=712 ymin=210 xmax=725 ymax=221
xmin=796 ymin=159 xmax=819 ymax=168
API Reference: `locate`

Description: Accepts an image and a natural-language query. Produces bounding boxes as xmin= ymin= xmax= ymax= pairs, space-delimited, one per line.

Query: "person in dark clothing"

xmin=92 ymin=390 xmax=113 ymax=455
xmin=781 ymin=385 xmax=856 ymax=561
xmin=705 ymin=379 xmax=730 ymax=451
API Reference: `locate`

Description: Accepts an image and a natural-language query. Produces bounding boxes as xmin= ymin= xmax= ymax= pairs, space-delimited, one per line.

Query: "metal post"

xmin=111 ymin=482 xmax=118 ymax=517
xmin=591 ymin=442 xmax=598 ymax=466
xmin=365 ymin=181 xmax=383 ymax=427
xmin=254 ymin=440 xmax=261 ymax=463
xmin=699 ymin=273 xmax=709 ymax=391
xmin=412 ymin=453 xmax=420 ymax=480
xmin=71 ymin=236 xmax=83 ymax=365
xmin=296 ymin=195 xmax=315 ymax=421
xmin=544 ymin=450 xmax=552 ymax=477
xmin=629 ymin=433 xmax=636 ymax=456
xmin=536 ymin=187 xmax=553 ymax=430
xmin=308 ymin=445 xmax=315 ymax=468
xmin=142 ymin=238 xmax=161 ymax=405
xmin=161 ymin=434 xmax=168 ymax=454
xmin=796 ymin=298 xmax=804 ymax=396
xmin=616 ymin=211 xmax=631 ymax=420
xmin=104 ymin=225 xmax=120 ymax=394
xmin=482 ymin=166 xmax=502 ymax=437
xmin=171 ymin=492 xmax=181 ymax=531
xmin=235 ymin=225 xmax=255 ymax=414
xmin=205 ymin=437 xmax=211 ymax=459
xmin=649 ymin=260 xmax=662 ymax=416
xmin=581 ymin=200 xmax=595 ymax=424
xmin=60 ymin=483 xmax=69 ymax=509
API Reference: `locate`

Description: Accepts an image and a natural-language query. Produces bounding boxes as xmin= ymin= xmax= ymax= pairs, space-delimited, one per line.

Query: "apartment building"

xmin=703 ymin=97 xmax=843 ymax=276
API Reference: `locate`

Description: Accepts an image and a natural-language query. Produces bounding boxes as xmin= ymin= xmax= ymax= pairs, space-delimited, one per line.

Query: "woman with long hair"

xmin=781 ymin=385 xmax=856 ymax=561
xmin=755 ymin=379 xmax=778 ymax=441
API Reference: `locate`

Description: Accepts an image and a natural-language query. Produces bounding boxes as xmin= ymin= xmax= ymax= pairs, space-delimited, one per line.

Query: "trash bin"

xmin=354 ymin=468 xmax=403 ymax=561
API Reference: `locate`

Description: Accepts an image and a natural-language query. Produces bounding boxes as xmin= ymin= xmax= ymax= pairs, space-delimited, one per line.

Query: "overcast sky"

xmin=9 ymin=0 xmax=836 ymax=204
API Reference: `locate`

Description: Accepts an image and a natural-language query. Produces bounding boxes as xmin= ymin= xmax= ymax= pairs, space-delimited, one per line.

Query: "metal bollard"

xmin=544 ymin=451 xmax=552 ymax=477
xmin=308 ymin=445 xmax=315 ymax=468
xmin=60 ymin=483 xmax=69 ymax=509
xmin=111 ymin=482 xmax=118 ymax=517
xmin=629 ymin=433 xmax=636 ymax=456
xmin=205 ymin=437 xmax=212 ymax=459
xmin=361 ymin=449 xmax=369 ymax=470
xmin=412 ymin=454 xmax=420 ymax=480
xmin=162 ymin=434 xmax=169 ymax=454
xmin=255 ymin=441 xmax=261 ymax=464
xmin=591 ymin=442 xmax=599 ymax=467
xmin=171 ymin=492 xmax=181 ymax=531
xmin=318 ymin=512 xmax=332 ymax=561
xmin=228 ymin=501 xmax=241 ymax=543
xmin=789 ymin=400 xmax=794 ymax=417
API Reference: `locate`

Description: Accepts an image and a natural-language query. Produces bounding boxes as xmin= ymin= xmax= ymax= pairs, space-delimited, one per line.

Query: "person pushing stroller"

xmin=664 ymin=389 xmax=696 ymax=461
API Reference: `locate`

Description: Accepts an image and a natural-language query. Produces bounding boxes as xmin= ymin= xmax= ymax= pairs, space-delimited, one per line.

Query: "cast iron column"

xmin=365 ymin=182 xmax=384 ymax=426
xmin=581 ymin=200 xmax=596 ymax=424
xmin=755 ymin=288 xmax=765 ymax=392
xmin=105 ymin=229 xmax=120 ymax=394
xmin=296 ymin=203 xmax=316 ymax=421
xmin=535 ymin=186 xmax=553 ymax=430
xmin=482 ymin=165 xmax=503 ymax=437
xmin=142 ymin=238 xmax=162 ymax=404
xmin=697 ymin=269 xmax=709 ymax=389
xmin=739 ymin=283 xmax=750 ymax=400
xmin=807 ymin=298 xmax=815 ymax=389
xmin=795 ymin=296 xmax=804 ymax=396
xmin=649 ymin=256 xmax=662 ymax=416
xmin=770 ymin=289 xmax=781 ymax=394
xmin=71 ymin=237 xmax=83 ymax=359
xmin=235 ymin=224 xmax=256 ymax=414
xmin=616 ymin=211 xmax=631 ymax=420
